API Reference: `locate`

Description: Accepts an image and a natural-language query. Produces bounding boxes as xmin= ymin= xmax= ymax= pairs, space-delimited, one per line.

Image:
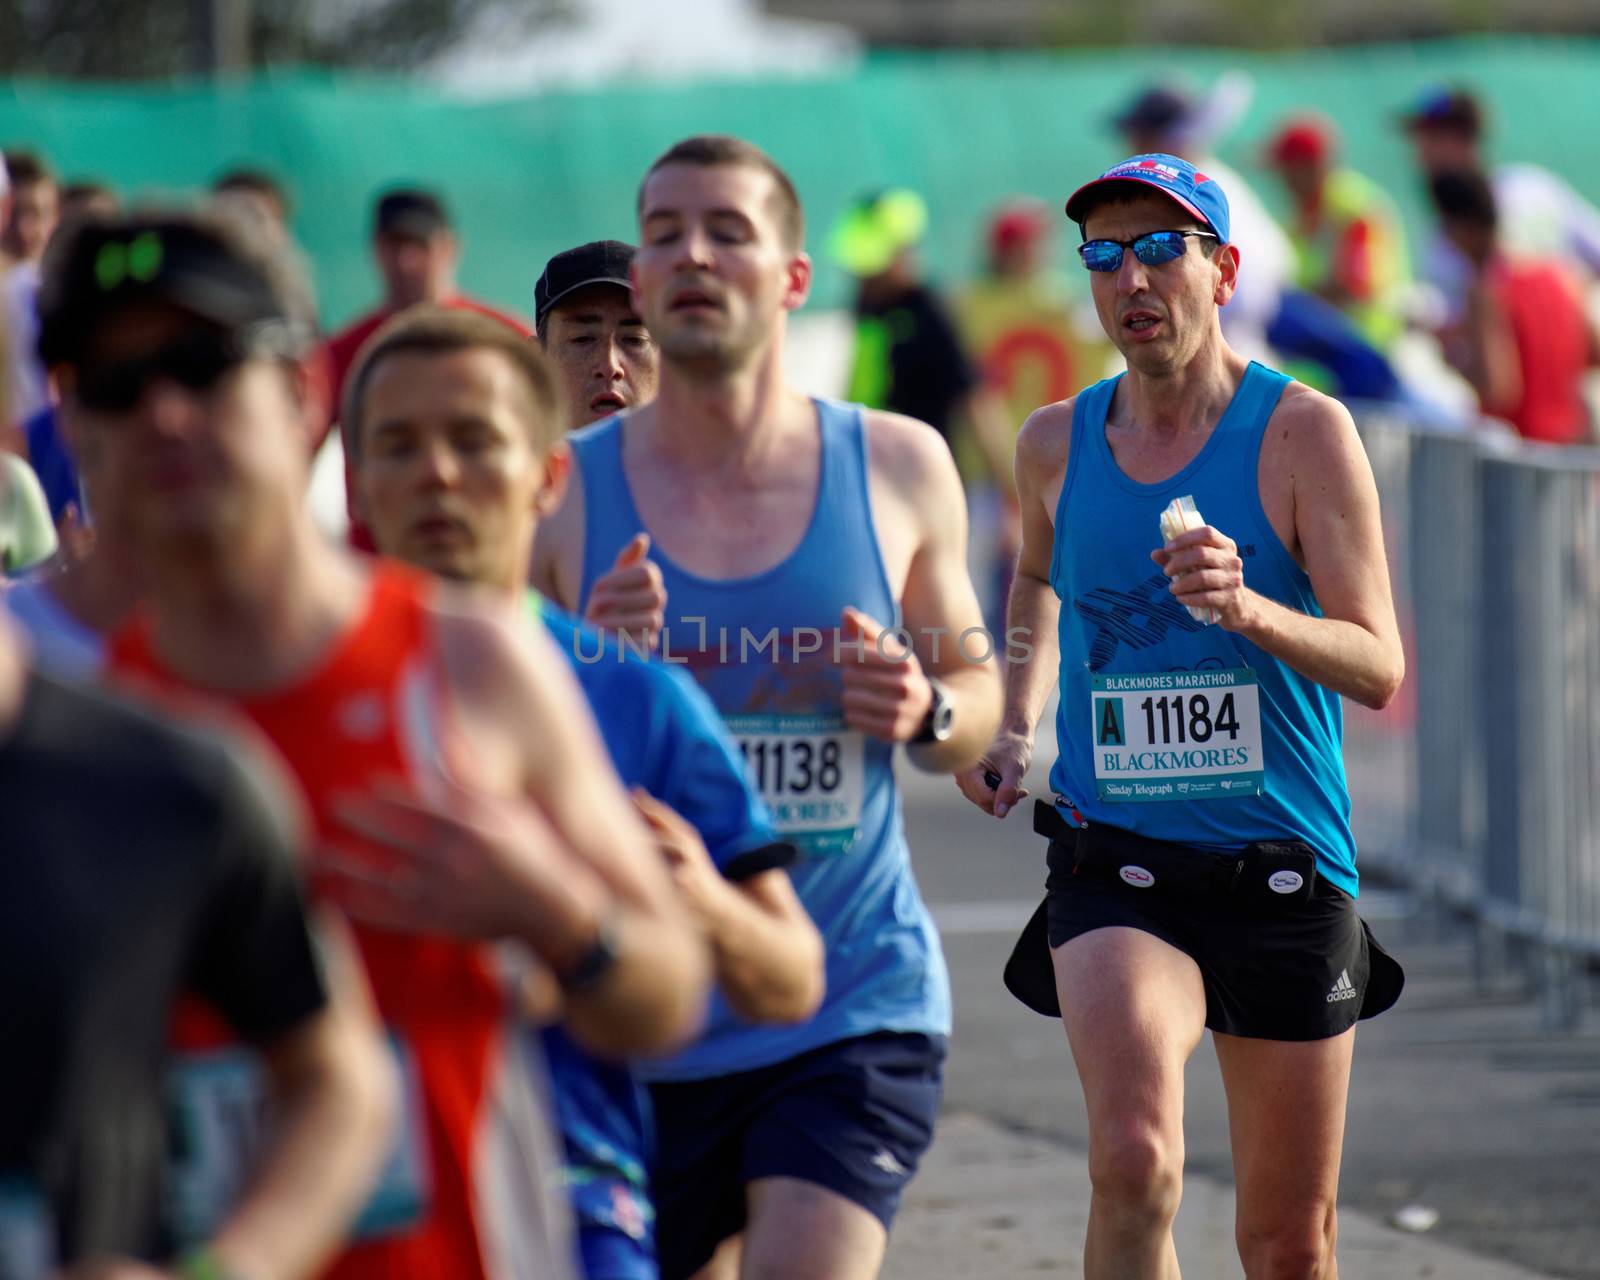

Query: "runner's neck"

xmin=1115 ymin=339 xmax=1251 ymax=442
xmin=648 ymin=345 xmax=812 ymax=476
xmin=145 ymin=525 xmax=366 ymax=694
xmin=44 ymin=544 xmax=144 ymax=637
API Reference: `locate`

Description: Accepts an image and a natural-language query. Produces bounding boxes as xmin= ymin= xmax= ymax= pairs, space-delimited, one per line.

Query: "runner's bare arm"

xmin=634 ymin=790 xmax=824 ymax=1025
xmin=956 ymin=401 xmax=1070 ymax=817
xmin=528 ymin=450 xmax=586 ymax=610
xmin=1155 ymin=390 xmax=1404 ymax=710
xmin=858 ymin=409 xmax=1001 ymax=773
xmin=530 ymin=454 xmax=668 ymax=646
xmin=206 ymin=911 xmax=398 ymax=1280
xmin=438 ymin=606 xmax=711 ymax=1056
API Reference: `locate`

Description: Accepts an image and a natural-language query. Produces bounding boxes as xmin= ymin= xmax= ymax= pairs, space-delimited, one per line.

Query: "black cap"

xmin=1109 ymin=85 xmax=1198 ymax=136
xmin=1398 ymin=86 xmax=1484 ymax=138
xmin=534 ymin=240 xmax=635 ymax=327
xmin=373 ymin=187 xmax=451 ymax=240
xmin=37 ymin=212 xmax=312 ymax=370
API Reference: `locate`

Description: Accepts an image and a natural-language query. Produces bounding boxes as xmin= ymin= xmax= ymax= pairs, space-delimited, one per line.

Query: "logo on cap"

xmin=1107 ymin=158 xmax=1184 ymax=183
xmin=95 ymin=232 xmax=163 ymax=292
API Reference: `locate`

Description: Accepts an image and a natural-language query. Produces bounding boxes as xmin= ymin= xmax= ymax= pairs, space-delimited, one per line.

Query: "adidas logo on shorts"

xmin=1326 ymin=969 xmax=1360 ymax=1003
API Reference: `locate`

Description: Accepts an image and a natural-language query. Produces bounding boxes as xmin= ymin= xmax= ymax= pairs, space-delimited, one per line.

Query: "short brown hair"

xmin=342 ymin=306 xmax=565 ymax=460
xmin=638 ymin=135 xmax=805 ymax=252
xmin=4 ymin=149 xmax=56 ymax=190
xmin=213 ymin=167 xmax=291 ymax=221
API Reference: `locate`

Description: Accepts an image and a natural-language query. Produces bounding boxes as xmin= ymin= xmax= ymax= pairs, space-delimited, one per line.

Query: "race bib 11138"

xmin=724 ymin=712 xmax=864 ymax=856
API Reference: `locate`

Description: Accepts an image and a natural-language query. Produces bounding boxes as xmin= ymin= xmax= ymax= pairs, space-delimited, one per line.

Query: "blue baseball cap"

xmin=1064 ymin=153 xmax=1230 ymax=244
xmin=1397 ymin=86 xmax=1482 ymax=137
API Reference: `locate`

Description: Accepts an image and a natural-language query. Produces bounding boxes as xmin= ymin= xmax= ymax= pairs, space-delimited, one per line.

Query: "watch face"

xmin=931 ymin=695 xmax=955 ymax=741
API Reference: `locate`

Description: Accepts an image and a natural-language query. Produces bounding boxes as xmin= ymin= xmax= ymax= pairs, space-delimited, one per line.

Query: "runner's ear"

xmin=1212 ymin=243 xmax=1241 ymax=308
xmin=781 ymin=251 xmax=813 ymax=313
xmin=533 ymin=442 xmax=571 ymax=519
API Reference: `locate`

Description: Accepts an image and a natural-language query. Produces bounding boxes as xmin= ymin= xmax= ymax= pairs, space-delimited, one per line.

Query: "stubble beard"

xmin=657 ymin=312 xmax=767 ymax=380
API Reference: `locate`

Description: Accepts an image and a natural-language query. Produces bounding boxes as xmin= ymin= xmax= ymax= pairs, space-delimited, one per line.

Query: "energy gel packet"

xmin=1159 ymin=495 xmax=1219 ymax=625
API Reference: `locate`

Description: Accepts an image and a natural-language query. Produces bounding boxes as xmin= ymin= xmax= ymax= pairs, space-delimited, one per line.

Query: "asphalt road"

xmin=892 ymin=754 xmax=1600 ymax=1280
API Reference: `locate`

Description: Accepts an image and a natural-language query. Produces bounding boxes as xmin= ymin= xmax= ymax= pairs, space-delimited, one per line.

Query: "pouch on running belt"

xmin=1033 ymin=800 xmax=1318 ymax=908
xmin=1003 ymin=800 xmax=1322 ymax=1017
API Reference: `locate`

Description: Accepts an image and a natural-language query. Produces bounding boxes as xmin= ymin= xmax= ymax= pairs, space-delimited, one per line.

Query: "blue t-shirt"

xmin=530 ymin=594 xmax=789 ymax=1244
xmin=24 ymin=406 xmax=83 ymax=525
xmin=568 ymin=400 xmax=952 ymax=1082
xmin=1048 ymin=363 xmax=1360 ymax=896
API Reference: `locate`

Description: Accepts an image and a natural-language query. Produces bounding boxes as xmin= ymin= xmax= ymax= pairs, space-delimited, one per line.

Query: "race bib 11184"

xmin=724 ymin=712 xmax=864 ymax=856
xmin=1089 ymin=669 xmax=1264 ymax=802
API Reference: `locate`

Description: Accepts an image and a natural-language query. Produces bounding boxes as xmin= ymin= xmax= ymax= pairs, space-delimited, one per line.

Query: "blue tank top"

xmin=569 ymin=398 xmax=951 ymax=1079
xmin=1048 ymin=362 xmax=1359 ymax=896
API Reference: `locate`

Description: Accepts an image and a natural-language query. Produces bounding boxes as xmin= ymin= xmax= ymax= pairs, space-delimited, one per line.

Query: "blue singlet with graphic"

xmin=1048 ymin=362 xmax=1360 ymax=897
xmin=568 ymin=399 xmax=952 ymax=1081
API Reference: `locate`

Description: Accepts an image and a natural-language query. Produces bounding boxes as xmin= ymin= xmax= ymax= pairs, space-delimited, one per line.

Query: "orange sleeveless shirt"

xmin=110 ymin=563 xmax=565 ymax=1280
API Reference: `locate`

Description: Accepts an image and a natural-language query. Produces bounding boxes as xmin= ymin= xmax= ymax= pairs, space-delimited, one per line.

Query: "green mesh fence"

xmin=2 ymin=37 xmax=1596 ymax=325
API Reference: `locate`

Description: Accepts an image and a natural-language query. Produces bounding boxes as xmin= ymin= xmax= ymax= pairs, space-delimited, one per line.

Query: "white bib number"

xmin=725 ymin=713 xmax=865 ymax=856
xmin=167 ymin=1035 xmax=431 ymax=1247
xmin=1089 ymin=669 xmax=1265 ymax=802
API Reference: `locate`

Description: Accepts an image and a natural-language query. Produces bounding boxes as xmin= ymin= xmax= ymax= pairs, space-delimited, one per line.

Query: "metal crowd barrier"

xmin=1344 ymin=412 xmax=1600 ymax=1028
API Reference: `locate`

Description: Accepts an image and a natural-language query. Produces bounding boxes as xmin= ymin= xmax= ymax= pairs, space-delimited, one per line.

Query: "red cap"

xmin=1265 ymin=117 xmax=1335 ymax=168
xmin=989 ymin=201 xmax=1050 ymax=255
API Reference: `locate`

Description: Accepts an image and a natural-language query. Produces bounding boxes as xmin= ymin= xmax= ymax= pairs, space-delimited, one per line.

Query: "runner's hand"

xmin=632 ymin=788 xmax=723 ymax=929
xmin=585 ymin=533 xmax=666 ymax=651
xmin=54 ymin=501 xmax=95 ymax=563
xmin=1152 ymin=525 xmax=1254 ymax=631
xmin=838 ymin=606 xmax=933 ymax=743
xmin=319 ymin=774 xmax=609 ymax=973
xmin=955 ymin=730 xmax=1031 ymax=818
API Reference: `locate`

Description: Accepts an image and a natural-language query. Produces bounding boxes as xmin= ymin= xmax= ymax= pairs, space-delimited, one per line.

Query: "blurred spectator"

xmin=1263 ymin=115 xmax=1410 ymax=352
xmin=1401 ymin=86 xmax=1600 ymax=324
xmin=1110 ymin=83 xmax=1402 ymax=402
xmin=0 ymin=149 xmax=58 ymax=268
xmin=213 ymin=166 xmax=292 ymax=239
xmin=1112 ymin=84 xmax=1291 ymax=362
xmin=11 ymin=182 xmax=120 ymax=505
xmin=323 ymin=186 xmax=531 ymax=416
xmin=323 ymin=186 xmax=533 ymax=548
xmin=58 ymin=180 xmax=118 ymax=224
xmin=0 ymin=450 xmax=55 ymax=574
xmin=955 ymin=199 xmax=1110 ymax=435
xmin=832 ymin=188 xmax=1014 ymax=489
xmin=1 ymin=151 xmax=63 ymax=442
xmin=10 ymin=180 xmax=119 ymax=514
xmin=1428 ymin=169 xmax=1598 ymax=445
xmin=954 ymin=199 xmax=1111 ymax=629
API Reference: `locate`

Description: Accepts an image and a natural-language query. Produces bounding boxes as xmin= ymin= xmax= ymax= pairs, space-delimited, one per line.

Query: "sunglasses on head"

xmin=1078 ymin=229 xmax=1219 ymax=273
xmin=72 ymin=326 xmax=277 ymax=413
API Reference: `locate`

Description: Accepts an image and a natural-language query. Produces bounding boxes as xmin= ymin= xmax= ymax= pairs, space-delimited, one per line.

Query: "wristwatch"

xmin=911 ymin=677 xmax=955 ymax=744
xmin=557 ymin=912 xmax=622 ymax=994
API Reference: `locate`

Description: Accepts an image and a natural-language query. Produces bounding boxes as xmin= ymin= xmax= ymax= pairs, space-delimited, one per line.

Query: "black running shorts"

xmin=1005 ymin=805 xmax=1404 ymax=1041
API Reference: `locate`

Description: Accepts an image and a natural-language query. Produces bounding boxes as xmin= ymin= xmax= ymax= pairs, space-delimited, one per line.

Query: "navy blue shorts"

xmin=647 ymin=1032 xmax=946 ymax=1280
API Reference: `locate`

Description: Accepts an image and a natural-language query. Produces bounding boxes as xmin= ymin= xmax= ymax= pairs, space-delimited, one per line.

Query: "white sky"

xmin=427 ymin=0 xmax=859 ymax=95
